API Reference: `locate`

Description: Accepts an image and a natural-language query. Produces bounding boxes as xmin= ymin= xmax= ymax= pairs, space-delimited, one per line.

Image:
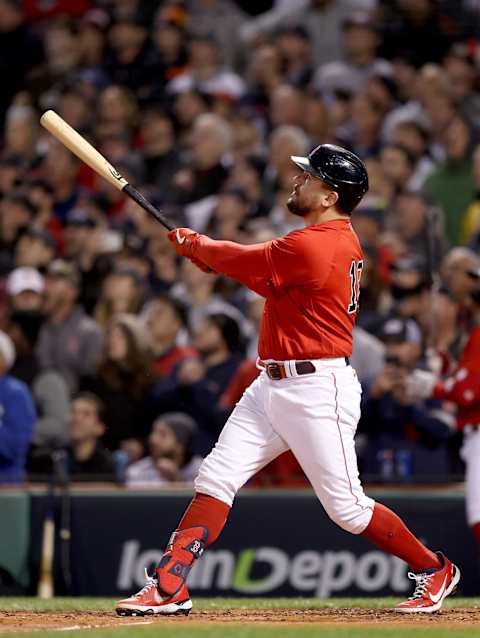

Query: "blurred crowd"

xmin=1 ymin=0 xmax=480 ymax=487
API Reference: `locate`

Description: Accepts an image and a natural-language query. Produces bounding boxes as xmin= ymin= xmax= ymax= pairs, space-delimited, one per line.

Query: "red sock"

xmin=472 ymin=522 xmax=480 ymax=546
xmin=361 ymin=503 xmax=441 ymax=572
xmin=178 ymin=492 xmax=230 ymax=546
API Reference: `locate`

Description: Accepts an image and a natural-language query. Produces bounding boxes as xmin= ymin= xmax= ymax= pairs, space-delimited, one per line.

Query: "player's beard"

xmin=286 ymin=190 xmax=311 ymax=217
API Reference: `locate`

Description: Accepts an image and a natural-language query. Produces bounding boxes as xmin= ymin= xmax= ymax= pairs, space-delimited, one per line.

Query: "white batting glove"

xmin=405 ymin=369 xmax=438 ymax=401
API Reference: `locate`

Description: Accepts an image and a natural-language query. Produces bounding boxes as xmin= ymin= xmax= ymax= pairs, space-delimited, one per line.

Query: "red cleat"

xmin=116 ymin=570 xmax=192 ymax=616
xmin=395 ymin=552 xmax=461 ymax=613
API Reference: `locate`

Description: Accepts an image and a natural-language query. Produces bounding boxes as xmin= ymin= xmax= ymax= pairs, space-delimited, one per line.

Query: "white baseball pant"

xmin=460 ymin=427 xmax=480 ymax=526
xmin=195 ymin=357 xmax=375 ymax=534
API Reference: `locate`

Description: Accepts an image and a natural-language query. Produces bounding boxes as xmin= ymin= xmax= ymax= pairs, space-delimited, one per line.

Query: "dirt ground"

xmin=1 ymin=608 xmax=480 ymax=632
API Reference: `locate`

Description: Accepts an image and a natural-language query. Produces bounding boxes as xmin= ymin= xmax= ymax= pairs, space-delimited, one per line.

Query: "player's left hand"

xmin=167 ymin=227 xmax=200 ymax=257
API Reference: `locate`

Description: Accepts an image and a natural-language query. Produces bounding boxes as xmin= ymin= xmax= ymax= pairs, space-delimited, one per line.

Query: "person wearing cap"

xmin=6 ymin=266 xmax=44 ymax=312
xmin=126 ymin=412 xmax=202 ymax=486
xmin=384 ymin=255 xmax=430 ymax=329
xmin=119 ymin=144 xmax=460 ymax=616
xmin=361 ymin=316 xmax=453 ymax=482
xmin=36 ymin=259 xmax=104 ymax=393
xmin=0 ymin=329 xmax=36 ymax=484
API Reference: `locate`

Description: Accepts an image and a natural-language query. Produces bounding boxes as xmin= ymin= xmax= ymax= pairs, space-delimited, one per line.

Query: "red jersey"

xmin=433 ymin=325 xmax=480 ymax=429
xmin=193 ymin=219 xmax=363 ymax=360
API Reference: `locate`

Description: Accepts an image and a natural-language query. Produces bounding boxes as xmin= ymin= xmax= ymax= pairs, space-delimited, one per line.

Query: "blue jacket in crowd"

xmin=0 ymin=375 xmax=36 ymax=484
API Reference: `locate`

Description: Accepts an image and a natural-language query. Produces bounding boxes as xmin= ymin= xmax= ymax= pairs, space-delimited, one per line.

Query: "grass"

xmin=0 ymin=598 xmax=479 ymax=638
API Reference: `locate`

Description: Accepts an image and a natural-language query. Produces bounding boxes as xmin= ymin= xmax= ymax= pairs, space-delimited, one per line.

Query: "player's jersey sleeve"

xmin=193 ymin=236 xmax=272 ymax=294
xmin=433 ymin=327 xmax=480 ymax=406
xmin=265 ymin=229 xmax=335 ymax=289
xmin=193 ymin=229 xmax=335 ymax=295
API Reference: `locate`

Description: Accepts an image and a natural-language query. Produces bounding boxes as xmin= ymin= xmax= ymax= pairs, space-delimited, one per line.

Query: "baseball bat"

xmin=39 ymin=110 xmax=174 ymax=231
xmin=38 ymin=473 xmax=55 ymax=599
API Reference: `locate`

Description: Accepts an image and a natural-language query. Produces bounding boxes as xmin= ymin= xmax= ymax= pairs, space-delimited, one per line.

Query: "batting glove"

xmin=167 ymin=228 xmax=200 ymax=257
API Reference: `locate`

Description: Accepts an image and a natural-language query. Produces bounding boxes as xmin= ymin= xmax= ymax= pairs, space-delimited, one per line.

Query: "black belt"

xmin=263 ymin=357 xmax=350 ymax=381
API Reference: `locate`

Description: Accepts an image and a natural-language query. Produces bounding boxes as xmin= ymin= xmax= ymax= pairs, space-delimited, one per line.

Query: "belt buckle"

xmin=266 ymin=363 xmax=282 ymax=380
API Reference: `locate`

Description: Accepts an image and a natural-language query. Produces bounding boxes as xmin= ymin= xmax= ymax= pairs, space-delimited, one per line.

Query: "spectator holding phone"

xmin=360 ymin=317 xmax=454 ymax=482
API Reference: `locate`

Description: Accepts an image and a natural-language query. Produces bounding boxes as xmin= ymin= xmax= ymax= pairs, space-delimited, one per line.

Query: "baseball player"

xmin=116 ymin=145 xmax=460 ymax=616
xmin=407 ymin=276 xmax=480 ymax=563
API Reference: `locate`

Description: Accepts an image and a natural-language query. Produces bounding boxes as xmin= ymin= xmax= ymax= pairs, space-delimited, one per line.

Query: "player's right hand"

xmin=167 ymin=227 xmax=199 ymax=257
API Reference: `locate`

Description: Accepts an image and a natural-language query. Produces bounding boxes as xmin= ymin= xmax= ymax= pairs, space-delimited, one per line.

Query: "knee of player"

xmin=194 ymin=469 xmax=236 ymax=508
xmin=324 ymin=499 xmax=373 ymax=535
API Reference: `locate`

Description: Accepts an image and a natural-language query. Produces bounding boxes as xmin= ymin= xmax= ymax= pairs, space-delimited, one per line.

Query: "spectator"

xmin=63 ymin=207 xmax=114 ymax=314
xmin=380 ymin=144 xmax=418 ymax=195
xmin=6 ymin=310 xmax=69 ymax=457
xmin=360 ymin=317 xmax=453 ymax=482
xmin=0 ymin=193 xmax=36 ymax=274
xmin=36 ymin=259 xmax=104 ymax=393
xmin=274 ymin=25 xmax=313 ymax=89
xmin=241 ymin=0 xmax=373 ymax=68
xmin=441 ymin=247 xmax=480 ymax=306
xmin=142 ymin=294 xmax=197 ymax=380
xmin=0 ymin=0 xmax=44 ymax=128
xmin=96 ymin=84 xmax=138 ymax=140
xmin=167 ymin=34 xmax=245 ymax=102
xmin=14 ymin=227 xmax=56 ymax=271
xmin=94 ymin=269 xmax=144 ymax=330
xmin=151 ymin=14 xmax=188 ymax=91
xmin=423 ymin=115 xmax=476 ymax=246
xmin=207 ymin=188 xmax=252 ymax=241
xmin=6 ymin=267 xmax=44 ymax=312
xmin=313 ymin=12 xmax=391 ymax=98
xmin=389 ymin=120 xmax=436 ymax=189
xmin=81 ymin=314 xmax=153 ymax=456
xmin=67 ymin=392 xmax=114 ymax=481
xmin=384 ymin=255 xmax=430 ymax=327
xmin=0 ymin=330 xmax=36 ymax=484
xmin=105 ymin=17 xmax=156 ymax=96
xmin=389 ymin=190 xmax=446 ymax=269
xmin=126 ymin=412 xmax=202 ymax=486
xmin=269 ymin=84 xmax=305 ymax=129
xmin=3 ymin=104 xmax=39 ymax=166
xmin=172 ymin=113 xmax=232 ymax=226
xmin=43 ymin=142 xmax=83 ymax=224
xmin=460 ymin=144 xmax=480 ymax=247
xmin=152 ymin=312 xmax=243 ymax=452
xmin=443 ymin=43 xmax=480 ymax=123
xmin=139 ymin=107 xmax=182 ymax=200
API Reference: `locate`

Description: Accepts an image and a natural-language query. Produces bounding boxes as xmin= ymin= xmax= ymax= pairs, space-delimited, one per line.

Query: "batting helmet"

xmin=291 ymin=144 xmax=369 ymax=213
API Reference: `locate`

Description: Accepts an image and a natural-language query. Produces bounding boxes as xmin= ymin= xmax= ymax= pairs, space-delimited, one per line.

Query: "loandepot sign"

xmin=117 ymin=541 xmax=410 ymax=596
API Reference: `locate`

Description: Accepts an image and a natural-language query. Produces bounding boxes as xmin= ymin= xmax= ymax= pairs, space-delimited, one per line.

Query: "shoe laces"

xmin=407 ymin=571 xmax=433 ymax=600
xmin=136 ymin=568 xmax=158 ymax=596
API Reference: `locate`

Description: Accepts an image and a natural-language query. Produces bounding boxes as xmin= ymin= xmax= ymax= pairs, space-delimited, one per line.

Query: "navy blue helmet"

xmin=291 ymin=144 xmax=369 ymax=213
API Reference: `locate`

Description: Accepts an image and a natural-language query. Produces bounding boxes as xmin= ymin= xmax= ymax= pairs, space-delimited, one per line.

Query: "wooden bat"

xmin=40 ymin=110 xmax=174 ymax=231
xmin=38 ymin=477 xmax=55 ymax=599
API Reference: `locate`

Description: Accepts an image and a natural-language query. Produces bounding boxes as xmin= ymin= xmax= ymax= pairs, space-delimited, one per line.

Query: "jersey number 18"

xmin=348 ymin=260 xmax=363 ymax=314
